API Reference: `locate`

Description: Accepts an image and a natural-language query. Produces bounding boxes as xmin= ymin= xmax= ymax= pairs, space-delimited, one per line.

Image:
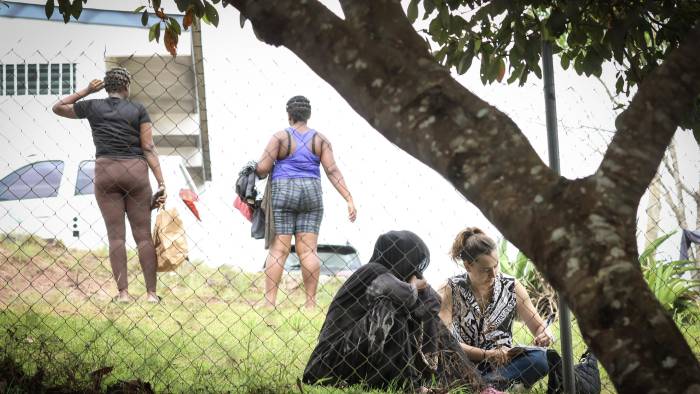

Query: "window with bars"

xmin=0 ymin=63 xmax=77 ymax=96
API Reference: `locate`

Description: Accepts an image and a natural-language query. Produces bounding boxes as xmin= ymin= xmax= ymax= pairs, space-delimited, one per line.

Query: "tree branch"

xmin=227 ymin=0 xmax=560 ymax=254
xmin=597 ymin=25 xmax=700 ymax=212
xmin=658 ymin=173 xmax=688 ymax=228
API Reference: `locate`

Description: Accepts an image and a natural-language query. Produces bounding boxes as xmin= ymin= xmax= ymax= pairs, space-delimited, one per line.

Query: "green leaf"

xmin=45 ymin=0 xmax=54 ymax=19
xmin=615 ymin=76 xmax=624 ymax=95
xmin=174 ymin=0 xmax=189 ymax=12
xmin=487 ymin=56 xmax=501 ymax=82
xmin=133 ymin=5 xmax=146 ymax=13
xmin=169 ymin=17 xmax=181 ymax=35
xmin=141 ymin=9 xmax=149 ymax=26
xmin=70 ymin=0 xmax=82 ymax=19
xmin=153 ymin=0 xmax=161 ymax=11
xmin=496 ymin=58 xmax=506 ymax=82
xmin=546 ymin=8 xmax=567 ymax=38
xmin=423 ymin=0 xmax=436 ymax=16
xmin=560 ymin=52 xmax=570 ymax=70
xmin=58 ymin=0 xmax=69 ymax=23
xmin=428 ymin=18 xmax=443 ymax=40
xmin=640 ymin=233 xmax=674 ymax=264
xmin=531 ymin=63 xmax=542 ymax=79
xmin=573 ymin=54 xmax=584 ymax=75
xmin=456 ymin=52 xmax=473 ymax=74
xmin=204 ymin=1 xmax=219 ymax=27
xmin=582 ymin=50 xmax=601 ymax=77
xmin=518 ymin=69 xmax=529 ymax=86
xmin=439 ymin=7 xmax=450 ymax=29
xmin=407 ymin=0 xmax=419 ymax=23
xmin=433 ymin=47 xmax=448 ymax=64
xmin=480 ymin=54 xmax=490 ymax=84
xmin=507 ymin=63 xmax=524 ymax=84
xmin=149 ymin=22 xmax=161 ymax=43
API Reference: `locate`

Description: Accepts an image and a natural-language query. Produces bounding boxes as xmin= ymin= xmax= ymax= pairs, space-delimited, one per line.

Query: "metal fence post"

xmin=542 ymin=39 xmax=577 ymax=394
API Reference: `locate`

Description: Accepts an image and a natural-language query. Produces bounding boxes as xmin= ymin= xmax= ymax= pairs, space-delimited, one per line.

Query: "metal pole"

xmin=542 ymin=39 xmax=576 ymax=394
xmin=191 ymin=18 xmax=212 ymax=183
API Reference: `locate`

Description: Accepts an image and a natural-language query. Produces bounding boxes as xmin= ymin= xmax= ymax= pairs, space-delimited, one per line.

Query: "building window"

xmin=50 ymin=64 xmax=59 ymax=95
xmin=5 ymin=64 xmax=14 ymax=96
xmin=0 ymin=63 xmax=77 ymax=96
xmin=61 ymin=63 xmax=71 ymax=94
xmin=39 ymin=64 xmax=48 ymax=94
xmin=27 ymin=64 xmax=38 ymax=95
xmin=0 ymin=161 xmax=65 ymax=201
xmin=16 ymin=64 xmax=26 ymax=95
xmin=74 ymin=160 xmax=95 ymax=196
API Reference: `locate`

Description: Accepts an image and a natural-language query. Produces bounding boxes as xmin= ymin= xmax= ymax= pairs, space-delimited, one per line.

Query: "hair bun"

xmin=462 ymin=227 xmax=484 ymax=239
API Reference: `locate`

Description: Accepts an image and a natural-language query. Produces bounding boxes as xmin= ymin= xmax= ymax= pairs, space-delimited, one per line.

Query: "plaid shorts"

xmin=271 ymin=178 xmax=324 ymax=234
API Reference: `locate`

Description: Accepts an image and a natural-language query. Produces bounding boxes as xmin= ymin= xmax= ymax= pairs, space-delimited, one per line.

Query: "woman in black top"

xmin=53 ymin=68 xmax=165 ymax=303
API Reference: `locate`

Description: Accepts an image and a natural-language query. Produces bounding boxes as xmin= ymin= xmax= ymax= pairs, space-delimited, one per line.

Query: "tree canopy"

xmin=409 ymin=0 xmax=700 ymax=140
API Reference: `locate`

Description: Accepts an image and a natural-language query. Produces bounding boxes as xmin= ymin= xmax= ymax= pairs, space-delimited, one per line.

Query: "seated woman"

xmin=303 ymin=230 xmax=483 ymax=392
xmin=439 ymin=227 xmax=554 ymax=391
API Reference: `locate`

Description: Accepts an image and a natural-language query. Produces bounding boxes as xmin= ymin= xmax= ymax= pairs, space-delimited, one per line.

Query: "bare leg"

xmin=264 ymin=234 xmax=293 ymax=307
xmin=124 ymin=162 xmax=158 ymax=301
xmin=295 ymin=232 xmax=320 ymax=309
xmin=95 ymin=161 xmax=129 ymax=301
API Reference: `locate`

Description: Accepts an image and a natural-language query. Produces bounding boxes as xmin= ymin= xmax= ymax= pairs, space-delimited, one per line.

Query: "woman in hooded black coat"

xmin=302 ymin=231 xmax=483 ymax=392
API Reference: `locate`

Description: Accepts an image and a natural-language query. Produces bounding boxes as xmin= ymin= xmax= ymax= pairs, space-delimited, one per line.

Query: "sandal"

xmin=112 ymin=295 xmax=131 ymax=304
xmin=146 ymin=295 xmax=162 ymax=304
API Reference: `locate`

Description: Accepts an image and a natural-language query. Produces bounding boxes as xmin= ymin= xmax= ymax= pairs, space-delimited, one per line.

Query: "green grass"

xmin=1 ymin=233 xmax=699 ymax=393
xmin=0 ymin=234 xmax=390 ymax=393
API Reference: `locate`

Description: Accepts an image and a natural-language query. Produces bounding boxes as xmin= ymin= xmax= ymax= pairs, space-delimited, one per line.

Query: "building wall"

xmin=0 ymin=10 xmax=198 ymax=175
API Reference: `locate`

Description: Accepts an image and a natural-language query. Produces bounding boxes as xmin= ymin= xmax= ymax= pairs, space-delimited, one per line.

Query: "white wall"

xmin=0 ymin=14 xmax=191 ymax=164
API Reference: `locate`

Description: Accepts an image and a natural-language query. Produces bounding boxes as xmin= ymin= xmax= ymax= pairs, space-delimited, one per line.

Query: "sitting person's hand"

xmin=533 ymin=328 xmax=554 ymax=347
xmin=485 ymin=347 xmax=510 ymax=366
xmin=409 ymin=275 xmax=428 ymax=290
xmin=366 ymin=273 xmax=419 ymax=308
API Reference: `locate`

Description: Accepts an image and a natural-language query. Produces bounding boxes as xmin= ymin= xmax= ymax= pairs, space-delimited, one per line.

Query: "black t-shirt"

xmin=74 ymin=97 xmax=151 ymax=157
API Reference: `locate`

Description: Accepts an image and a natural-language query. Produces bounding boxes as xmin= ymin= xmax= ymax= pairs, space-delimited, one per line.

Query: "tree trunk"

xmin=225 ymin=1 xmax=700 ymax=392
xmin=645 ymin=173 xmax=662 ymax=248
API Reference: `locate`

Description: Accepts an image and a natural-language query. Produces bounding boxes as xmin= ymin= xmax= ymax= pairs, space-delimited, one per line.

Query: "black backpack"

xmin=546 ymin=349 xmax=602 ymax=394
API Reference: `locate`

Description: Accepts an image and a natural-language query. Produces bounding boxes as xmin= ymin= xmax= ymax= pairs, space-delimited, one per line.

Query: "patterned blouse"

xmin=448 ymin=273 xmax=517 ymax=350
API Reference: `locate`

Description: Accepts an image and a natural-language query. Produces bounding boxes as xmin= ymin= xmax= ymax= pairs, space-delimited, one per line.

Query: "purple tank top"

xmin=271 ymin=128 xmax=321 ymax=180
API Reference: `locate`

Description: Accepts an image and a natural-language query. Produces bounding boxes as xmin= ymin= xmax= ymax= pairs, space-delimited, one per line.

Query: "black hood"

xmin=369 ymin=230 xmax=430 ymax=281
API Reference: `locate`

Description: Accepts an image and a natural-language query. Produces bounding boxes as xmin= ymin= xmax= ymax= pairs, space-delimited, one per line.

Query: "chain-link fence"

xmin=1 ymin=16 xmax=700 ymax=394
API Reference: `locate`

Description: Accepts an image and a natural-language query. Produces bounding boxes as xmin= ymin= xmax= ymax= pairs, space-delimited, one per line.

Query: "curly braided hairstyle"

xmin=104 ymin=67 xmax=131 ymax=93
xmin=449 ymin=227 xmax=496 ymax=264
xmin=286 ymin=95 xmax=311 ymax=123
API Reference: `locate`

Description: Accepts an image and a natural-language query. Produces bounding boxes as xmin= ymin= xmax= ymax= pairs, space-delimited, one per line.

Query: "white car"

xmin=0 ymin=154 xmax=203 ymax=253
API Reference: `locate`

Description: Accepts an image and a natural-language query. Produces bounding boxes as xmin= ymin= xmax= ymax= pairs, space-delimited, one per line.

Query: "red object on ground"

xmin=233 ymin=196 xmax=254 ymax=222
xmin=179 ymin=189 xmax=201 ymax=221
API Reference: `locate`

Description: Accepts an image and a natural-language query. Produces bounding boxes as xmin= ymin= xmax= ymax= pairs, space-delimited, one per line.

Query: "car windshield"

xmin=285 ymin=246 xmax=361 ymax=275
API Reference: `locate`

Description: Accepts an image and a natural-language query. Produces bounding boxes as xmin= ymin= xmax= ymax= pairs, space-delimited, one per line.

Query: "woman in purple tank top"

xmin=256 ymin=96 xmax=357 ymax=309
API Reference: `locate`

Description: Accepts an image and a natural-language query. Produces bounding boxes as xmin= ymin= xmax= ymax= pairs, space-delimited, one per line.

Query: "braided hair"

xmin=286 ymin=95 xmax=311 ymax=123
xmin=104 ymin=67 xmax=131 ymax=93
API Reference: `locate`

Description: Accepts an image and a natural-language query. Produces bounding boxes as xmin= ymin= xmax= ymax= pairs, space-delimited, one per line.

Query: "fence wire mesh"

xmin=1 ymin=29 xmax=699 ymax=394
